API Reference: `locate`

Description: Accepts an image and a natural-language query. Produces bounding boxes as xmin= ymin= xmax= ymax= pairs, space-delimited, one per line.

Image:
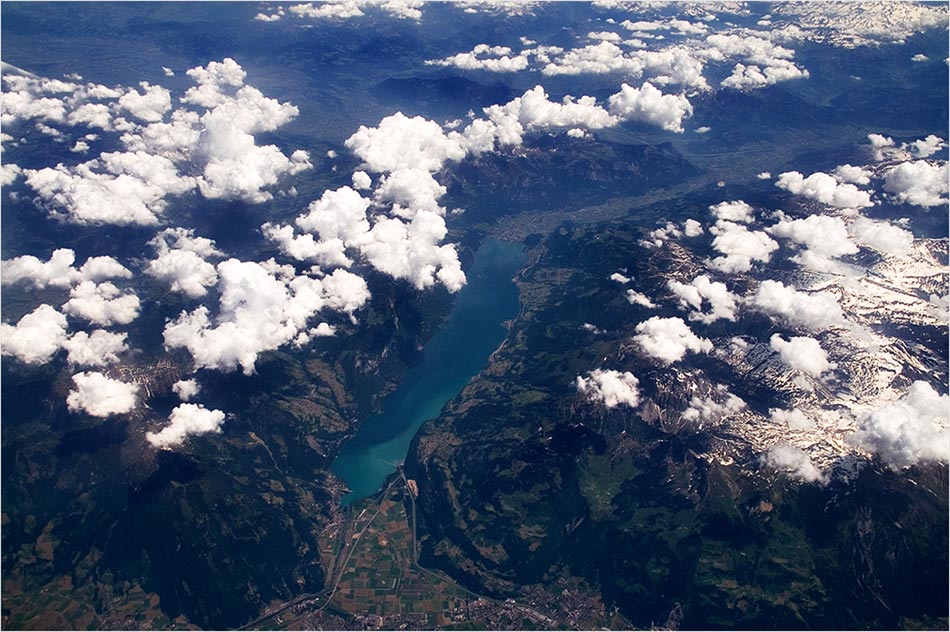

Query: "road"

xmin=239 ymin=471 xmax=570 ymax=630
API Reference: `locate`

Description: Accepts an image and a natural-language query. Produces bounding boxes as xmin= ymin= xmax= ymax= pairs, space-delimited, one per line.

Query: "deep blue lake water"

xmin=330 ymin=238 xmax=524 ymax=505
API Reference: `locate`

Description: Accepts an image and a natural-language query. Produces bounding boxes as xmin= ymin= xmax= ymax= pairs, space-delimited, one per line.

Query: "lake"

xmin=330 ymin=238 xmax=525 ymax=505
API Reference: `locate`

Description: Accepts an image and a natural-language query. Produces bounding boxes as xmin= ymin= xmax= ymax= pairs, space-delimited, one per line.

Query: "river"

xmin=330 ymin=238 xmax=525 ymax=506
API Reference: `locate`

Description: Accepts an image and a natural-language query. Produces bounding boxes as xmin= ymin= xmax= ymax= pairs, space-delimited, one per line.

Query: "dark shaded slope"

xmin=443 ymin=135 xmax=700 ymax=222
xmin=404 ymin=222 xmax=949 ymax=630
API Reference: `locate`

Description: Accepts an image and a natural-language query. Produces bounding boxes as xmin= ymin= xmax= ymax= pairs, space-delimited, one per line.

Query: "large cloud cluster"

xmin=163 ymin=259 xmax=370 ymax=374
xmin=1 ymin=248 xmax=130 ymax=289
xmin=268 ymin=81 xmax=696 ymax=296
xmin=633 ymin=316 xmax=712 ymax=363
xmin=2 ymin=71 xmax=121 ymax=129
xmin=13 ymin=59 xmax=311 ymax=225
xmin=576 ymin=369 xmax=641 ymax=408
xmin=705 ymin=33 xmax=809 ymax=90
xmin=266 ymin=162 xmax=466 ymax=292
xmin=24 ymin=151 xmax=195 ymax=225
xmin=1 ymin=249 xmax=137 ymax=367
xmin=425 ymin=18 xmax=816 ymax=94
xmin=850 ymin=381 xmax=950 ymax=469
xmin=264 ymin=0 xmax=423 ymax=21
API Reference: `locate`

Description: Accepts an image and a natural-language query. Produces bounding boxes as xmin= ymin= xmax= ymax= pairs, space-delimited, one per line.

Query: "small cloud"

xmin=633 ymin=316 xmax=712 ymax=363
xmin=172 ymin=378 xmax=200 ymax=401
xmin=147 ymin=403 xmax=226 ymax=448
xmin=683 ymin=218 xmax=704 ymax=237
xmin=769 ymin=407 xmax=814 ymax=429
xmin=776 ymin=170 xmax=873 ymax=208
xmin=681 ymin=386 xmax=745 ymax=425
xmin=67 ymin=371 xmax=139 ymax=417
xmin=833 ymin=164 xmax=871 ymax=185
xmin=668 ymin=275 xmax=738 ymax=323
xmin=709 ymin=200 xmax=754 ymax=223
xmin=63 ymin=330 xmax=128 ymax=367
xmin=708 ymin=220 xmax=778 ymax=273
xmin=62 ymin=281 xmax=140 ymax=326
xmin=576 ymin=369 xmax=640 ymax=408
xmin=626 ymin=289 xmax=655 ymax=308
xmin=352 ymin=170 xmax=372 ymax=190
xmin=762 ymin=445 xmax=826 ymax=483
xmin=769 ymin=333 xmax=835 ymax=378
xmin=751 ymin=280 xmax=845 ymax=331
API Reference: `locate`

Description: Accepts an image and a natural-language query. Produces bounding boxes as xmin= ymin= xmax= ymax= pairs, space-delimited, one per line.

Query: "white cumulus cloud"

xmin=0 ymin=304 xmax=69 ymax=365
xmin=576 ymin=369 xmax=641 ymax=408
xmin=633 ymin=316 xmax=712 ymax=363
xmin=345 ymin=112 xmax=467 ymax=173
xmin=147 ymin=403 xmax=226 ymax=448
xmin=769 ymin=333 xmax=835 ymax=378
xmin=66 ymin=371 xmax=139 ymax=417
xmin=708 ymin=220 xmax=778 ymax=273
xmin=709 ymin=200 xmax=754 ymax=223
xmin=63 ymin=330 xmax=128 ymax=367
xmin=607 ymin=81 xmax=693 ymax=133
xmin=668 ymin=275 xmax=738 ymax=323
xmin=848 ymin=217 xmax=914 ymax=256
xmin=62 ymin=281 xmax=140 ymax=326
xmin=163 ymin=259 xmax=370 ymax=374
xmin=768 ymin=214 xmax=859 ymax=265
xmin=776 ymin=170 xmax=873 ymax=208
xmin=882 ymin=160 xmax=949 ymax=207
xmin=850 ymin=381 xmax=950 ymax=469
xmin=172 ymin=378 xmax=200 ymax=401
xmin=751 ymin=280 xmax=845 ymax=330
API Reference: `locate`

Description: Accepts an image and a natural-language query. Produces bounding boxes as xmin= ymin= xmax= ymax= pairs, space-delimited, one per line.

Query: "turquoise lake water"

xmin=330 ymin=239 xmax=525 ymax=506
